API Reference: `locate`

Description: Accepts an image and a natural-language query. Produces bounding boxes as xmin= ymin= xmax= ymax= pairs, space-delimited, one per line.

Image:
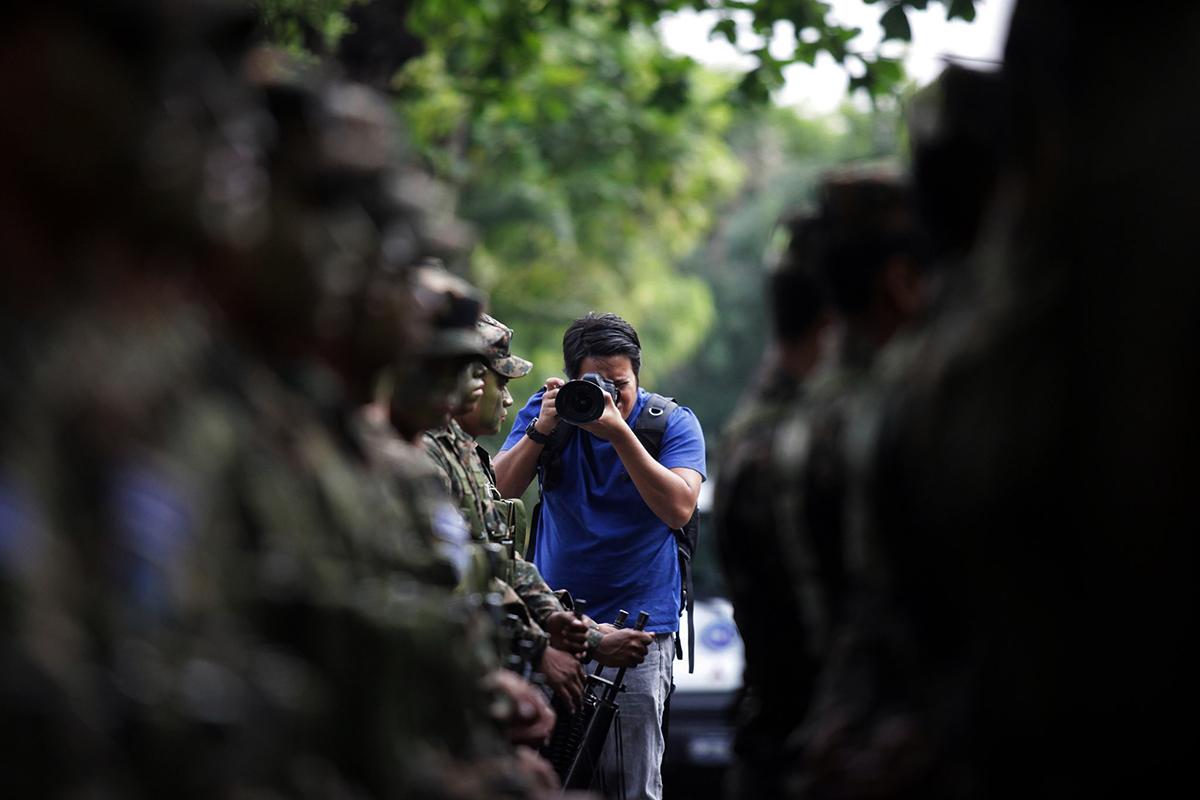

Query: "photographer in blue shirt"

xmin=495 ymin=313 xmax=706 ymax=800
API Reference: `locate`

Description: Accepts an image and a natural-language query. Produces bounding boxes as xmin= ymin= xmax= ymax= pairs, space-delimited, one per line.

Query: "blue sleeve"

xmin=659 ymin=406 xmax=707 ymax=480
xmin=499 ymin=389 xmax=545 ymax=452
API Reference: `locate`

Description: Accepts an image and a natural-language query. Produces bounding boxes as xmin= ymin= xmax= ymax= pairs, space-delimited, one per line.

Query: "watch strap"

xmin=525 ymin=417 xmax=551 ymax=445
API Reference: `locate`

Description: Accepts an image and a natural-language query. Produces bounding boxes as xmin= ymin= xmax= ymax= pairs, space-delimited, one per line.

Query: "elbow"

xmin=663 ymin=503 xmax=694 ymax=531
xmin=496 ymin=478 xmax=519 ymax=500
xmin=491 ymin=460 xmax=521 ymax=499
xmin=493 ymin=471 xmax=514 ymax=499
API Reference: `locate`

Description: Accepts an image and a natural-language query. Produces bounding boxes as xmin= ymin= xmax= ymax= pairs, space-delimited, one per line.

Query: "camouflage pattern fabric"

xmin=2 ymin=304 xmax=542 ymax=798
xmin=424 ymin=423 xmax=563 ymax=617
xmin=423 ymin=422 xmax=565 ymax=632
xmin=713 ymin=363 xmax=821 ymax=800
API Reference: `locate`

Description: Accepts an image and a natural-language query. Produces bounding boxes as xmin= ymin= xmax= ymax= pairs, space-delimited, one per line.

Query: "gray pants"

xmin=598 ymin=632 xmax=675 ymax=800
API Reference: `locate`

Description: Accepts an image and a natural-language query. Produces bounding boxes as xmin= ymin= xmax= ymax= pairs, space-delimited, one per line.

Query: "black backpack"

xmin=533 ymin=393 xmax=700 ymax=673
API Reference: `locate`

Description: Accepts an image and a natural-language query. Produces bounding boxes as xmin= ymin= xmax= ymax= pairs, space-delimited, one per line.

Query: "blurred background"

xmin=255 ymin=0 xmax=1011 ymax=456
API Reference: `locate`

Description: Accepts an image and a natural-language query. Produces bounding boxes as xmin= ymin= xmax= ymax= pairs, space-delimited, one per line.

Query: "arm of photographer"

xmin=493 ymin=377 xmax=564 ymax=499
xmin=579 ymin=391 xmax=701 ymax=530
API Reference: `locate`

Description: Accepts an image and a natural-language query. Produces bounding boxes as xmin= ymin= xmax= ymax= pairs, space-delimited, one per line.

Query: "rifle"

xmin=543 ymin=600 xmax=596 ymax=777
xmin=561 ymin=610 xmax=650 ymax=792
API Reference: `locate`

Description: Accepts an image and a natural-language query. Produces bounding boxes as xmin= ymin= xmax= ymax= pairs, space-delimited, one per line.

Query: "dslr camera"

xmin=556 ymin=372 xmax=619 ymax=424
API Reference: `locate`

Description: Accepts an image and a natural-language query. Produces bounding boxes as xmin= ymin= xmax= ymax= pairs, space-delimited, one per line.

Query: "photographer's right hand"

xmin=535 ymin=377 xmax=565 ymax=436
xmin=593 ymin=628 xmax=654 ymax=668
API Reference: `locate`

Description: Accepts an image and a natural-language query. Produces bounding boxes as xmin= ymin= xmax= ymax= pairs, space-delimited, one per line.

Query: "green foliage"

xmin=397 ymin=16 xmax=740 ymax=402
xmin=254 ymin=0 xmax=362 ymax=57
xmin=253 ymin=0 xmax=976 ymax=451
xmin=664 ymin=101 xmax=906 ymax=447
xmin=257 ymin=1 xmax=980 ymax=99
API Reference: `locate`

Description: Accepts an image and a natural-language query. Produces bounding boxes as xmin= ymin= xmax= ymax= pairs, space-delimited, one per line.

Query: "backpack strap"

xmin=633 ymin=393 xmax=677 ymax=459
xmin=634 ymin=394 xmax=699 ymax=673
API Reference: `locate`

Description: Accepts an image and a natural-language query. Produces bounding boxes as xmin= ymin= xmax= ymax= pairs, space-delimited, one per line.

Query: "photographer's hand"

xmin=493 ymin=377 xmax=565 ymax=499
xmin=577 ymin=390 xmax=626 ymax=441
xmin=534 ymin=377 xmax=565 ymax=435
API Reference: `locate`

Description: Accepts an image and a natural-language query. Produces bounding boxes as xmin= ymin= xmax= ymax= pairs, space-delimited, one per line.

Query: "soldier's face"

xmin=390 ymin=358 xmax=463 ymax=435
xmin=452 ymin=360 xmax=487 ymax=416
xmin=458 ymin=368 xmax=512 ymax=437
xmin=577 ymin=355 xmax=637 ymax=420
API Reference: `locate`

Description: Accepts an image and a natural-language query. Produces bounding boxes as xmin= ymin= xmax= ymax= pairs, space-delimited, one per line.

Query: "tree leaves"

xmin=711 ymin=17 xmax=738 ymax=45
xmin=947 ymin=0 xmax=977 ymax=22
xmin=880 ymin=4 xmax=913 ymax=42
xmin=257 ymin=0 xmax=980 ymax=103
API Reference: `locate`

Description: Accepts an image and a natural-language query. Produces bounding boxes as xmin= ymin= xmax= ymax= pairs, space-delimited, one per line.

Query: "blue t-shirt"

xmin=501 ymin=387 xmax=706 ymax=633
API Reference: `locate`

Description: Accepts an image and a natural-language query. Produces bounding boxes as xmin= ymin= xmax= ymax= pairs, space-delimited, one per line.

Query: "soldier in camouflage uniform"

xmin=756 ymin=170 xmax=934 ymax=799
xmin=712 ymin=214 xmax=829 ymax=800
xmin=0 ymin=5 xmax=559 ymax=793
xmin=792 ymin=68 xmax=1006 ymax=800
xmin=354 ymin=263 xmax=562 ymax=778
xmin=424 ymin=312 xmax=594 ymax=712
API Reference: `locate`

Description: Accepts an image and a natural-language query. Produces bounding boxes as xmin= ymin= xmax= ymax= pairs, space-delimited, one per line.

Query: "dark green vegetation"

xmin=256 ymin=0 xmax=975 ymax=449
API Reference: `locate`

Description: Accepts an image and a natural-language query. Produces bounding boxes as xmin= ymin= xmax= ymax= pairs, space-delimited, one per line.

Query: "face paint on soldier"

xmin=457 ymin=368 xmax=512 ymax=437
xmin=452 ymin=360 xmax=486 ymax=417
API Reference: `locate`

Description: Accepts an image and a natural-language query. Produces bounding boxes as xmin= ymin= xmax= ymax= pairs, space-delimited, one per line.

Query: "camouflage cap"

xmin=476 ymin=314 xmax=533 ymax=378
xmin=410 ymin=261 xmax=488 ymax=358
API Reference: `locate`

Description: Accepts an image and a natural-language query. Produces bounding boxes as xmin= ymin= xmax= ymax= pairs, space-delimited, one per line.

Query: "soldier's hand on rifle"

xmin=545 ymin=610 xmax=589 ymax=655
xmin=534 ymin=377 xmax=565 ymax=436
xmin=592 ymin=627 xmax=653 ymax=668
xmin=540 ymin=646 xmax=585 ymax=713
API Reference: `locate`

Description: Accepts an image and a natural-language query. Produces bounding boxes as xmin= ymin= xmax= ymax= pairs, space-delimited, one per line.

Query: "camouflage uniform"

xmin=762 ymin=172 xmax=942 ymax=799
xmin=422 ymin=311 xmax=570 ymax=666
xmin=713 ymin=212 xmax=834 ymax=800
xmin=0 ymin=10 xmax=541 ymax=794
xmin=714 ymin=364 xmax=823 ymax=800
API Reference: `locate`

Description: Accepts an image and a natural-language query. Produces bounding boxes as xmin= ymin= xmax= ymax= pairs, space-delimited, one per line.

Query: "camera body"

xmin=556 ymin=372 xmax=619 ymax=424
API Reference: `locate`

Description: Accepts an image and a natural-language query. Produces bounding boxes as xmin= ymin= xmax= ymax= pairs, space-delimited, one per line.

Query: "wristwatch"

xmin=525 ymin=417 xmax=552 ymax=445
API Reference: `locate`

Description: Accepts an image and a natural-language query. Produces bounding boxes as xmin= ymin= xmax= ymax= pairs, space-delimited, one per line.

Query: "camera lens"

xmin=556 ymin=380 xmax=604 ymax=424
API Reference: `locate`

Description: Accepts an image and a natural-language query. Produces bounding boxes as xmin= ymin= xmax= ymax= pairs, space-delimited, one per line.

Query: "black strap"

xmin=680 ymin=545 xmax=695 ymax=673
xmin=633 ymin=393 xmax=676 ymax=456
xmin=636 ymin=395 xmax=699 ymax=674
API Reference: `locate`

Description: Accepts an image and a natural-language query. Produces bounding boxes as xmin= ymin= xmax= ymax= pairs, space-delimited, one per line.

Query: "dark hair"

xmin=910 ymin=65 xmax=1006 ymax=262
xmin=562 ymin=313 xmax=642 ymax=379
xmin=815 ymin=173 xmax=925 ymax=315
xmin=770 ymin=213 xmax=829 ymax=341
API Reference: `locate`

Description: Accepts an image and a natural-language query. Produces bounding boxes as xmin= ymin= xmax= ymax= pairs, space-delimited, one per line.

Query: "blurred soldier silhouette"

xmin=713 ymin=214 xmax=829 ymax=800
xmin=0 ymin=3 xmax=558 ymax=795
xmin=726 ymin=168 xmax=931 ymax=799
xmin=818 ymin=2 xmax=1200 ymax=796
xmin=791 ymin=71 xmax=1003 ymax=800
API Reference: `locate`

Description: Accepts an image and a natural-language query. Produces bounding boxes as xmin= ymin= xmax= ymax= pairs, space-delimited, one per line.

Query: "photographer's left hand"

xmin=577 ymin=391 xmax=628 ymax=441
